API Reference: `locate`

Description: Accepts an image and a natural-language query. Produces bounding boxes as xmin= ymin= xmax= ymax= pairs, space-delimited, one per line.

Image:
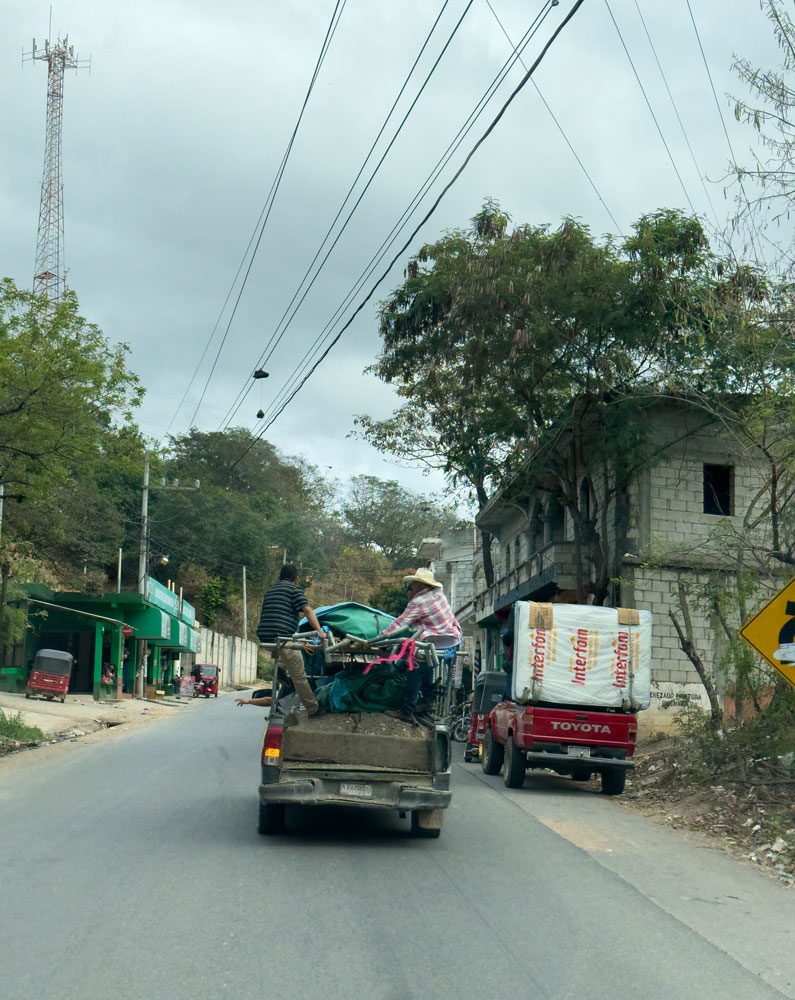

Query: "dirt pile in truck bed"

xmin=282 ymin=710 xmax=433 ymax=770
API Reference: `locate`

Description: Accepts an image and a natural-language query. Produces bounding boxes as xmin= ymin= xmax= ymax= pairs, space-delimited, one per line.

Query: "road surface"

xmin=1 ymin=695 xmax=792 ymax=1000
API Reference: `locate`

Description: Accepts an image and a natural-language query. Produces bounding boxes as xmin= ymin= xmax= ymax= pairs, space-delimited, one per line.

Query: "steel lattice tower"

xmin=24 ymin=36 xmax=88 ymax=308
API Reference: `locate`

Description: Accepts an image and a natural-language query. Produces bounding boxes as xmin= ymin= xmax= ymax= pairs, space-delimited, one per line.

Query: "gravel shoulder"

xmin=619 ymin=735 xmax=795 ymax=887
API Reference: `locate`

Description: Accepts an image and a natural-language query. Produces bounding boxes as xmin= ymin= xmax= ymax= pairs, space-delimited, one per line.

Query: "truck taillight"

xmin=628 ymin=719 xmax=637 ymax=738
xmin=261 ymin=725 xmax=283 ymax=765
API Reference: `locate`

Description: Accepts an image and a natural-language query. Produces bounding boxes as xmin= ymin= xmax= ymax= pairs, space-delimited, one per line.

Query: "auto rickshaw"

xmin=26 ymin=649 xmax=74 ymax=703
xmin=463 ymin=671 xmax=506 ymax=762
xmin=193 ymin=664 xmax=219 ymax=698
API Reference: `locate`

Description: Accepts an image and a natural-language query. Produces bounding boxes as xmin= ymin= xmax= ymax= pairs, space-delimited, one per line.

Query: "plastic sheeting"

xmin=299 ymin=602 xmax=397 ymax=640
xmin=512 ymin=602 xmax=652 ymax=710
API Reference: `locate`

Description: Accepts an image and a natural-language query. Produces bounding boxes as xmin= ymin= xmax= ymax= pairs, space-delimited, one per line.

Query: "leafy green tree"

xmin=0 ymin=280 xmax=142 ymax=624
xmin=359 ymin=202 xmax=727 ymax=595
xmin=0 ymin=280 xmax=142 ymax=505
xmin=342 ymin=475 xmax=462 ymax=567
xmin=369 ymin=578 xmax=410 ymax=617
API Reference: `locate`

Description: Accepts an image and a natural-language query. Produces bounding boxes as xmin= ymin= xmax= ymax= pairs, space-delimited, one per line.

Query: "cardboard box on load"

xmin=512 ymin=602 xmax=652 ymax=710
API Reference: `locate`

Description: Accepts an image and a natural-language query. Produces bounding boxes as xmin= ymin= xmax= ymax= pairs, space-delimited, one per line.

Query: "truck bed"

xmin=281 ymin=710 xmax=433 ymax=771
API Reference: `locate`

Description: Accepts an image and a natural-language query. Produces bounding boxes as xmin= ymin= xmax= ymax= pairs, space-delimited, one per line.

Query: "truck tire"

xmin=503 ymin=734 xmax=526 ymax=788
xmin=410 ymin=809 xmax=443 ymax=839
xmin=481 ymin=729 xmax=504 ymax=775
xmin=257 ymin=802 xmax=286 ymax=835
xmin=600 ymin=769 xmax=626 ymax=796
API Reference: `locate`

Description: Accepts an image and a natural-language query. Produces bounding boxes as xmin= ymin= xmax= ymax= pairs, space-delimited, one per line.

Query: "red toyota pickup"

xmin=480 ymin=701 xmax=637 ymax=795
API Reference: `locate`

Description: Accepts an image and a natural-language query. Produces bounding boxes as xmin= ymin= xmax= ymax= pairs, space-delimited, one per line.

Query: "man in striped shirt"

xmin=256 ymin=564 xmax=323 ymax=715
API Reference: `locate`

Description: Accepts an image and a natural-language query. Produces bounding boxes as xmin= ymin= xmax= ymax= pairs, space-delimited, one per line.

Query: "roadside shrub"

xmin=0 ymin=710 xmax=44 ymax=742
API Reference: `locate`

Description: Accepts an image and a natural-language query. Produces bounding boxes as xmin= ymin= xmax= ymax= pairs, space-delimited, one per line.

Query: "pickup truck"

xmin=480 ymin=701 xmax=637 ymax=794
xmin=478 ymin=600 xmax=652 ymax=796
xmin=258 ymin=706 xmax=452 ymax=836
xmin=255 ymin=620 xmax=453 ymax=838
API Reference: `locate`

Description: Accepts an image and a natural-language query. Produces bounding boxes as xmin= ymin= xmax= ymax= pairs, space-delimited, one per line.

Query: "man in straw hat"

xmin=377 ymin=567 xmax=462 ymax=722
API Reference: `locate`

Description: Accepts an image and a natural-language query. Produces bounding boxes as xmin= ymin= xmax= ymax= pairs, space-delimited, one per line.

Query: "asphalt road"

xmin=1 ymin=695 xmax=793 ymax=1000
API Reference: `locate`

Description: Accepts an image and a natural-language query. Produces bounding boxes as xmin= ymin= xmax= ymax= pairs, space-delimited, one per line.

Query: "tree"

xmin=307 ymin=546 xmax=393 ymax=607
xmin=0 ymin=280 xmax=142 ymax=506
xmin=342 ymin=475 xmax=462 ymax=567
xmin=732 ymin=1 xmax=795 ymax=267
xmin=359 ymin=201 xmax=728 ymax=597
xmin=369 ymin=577 xmax=410 ymax=617
xmin=0 ymin=281 xmax=142 ymax=630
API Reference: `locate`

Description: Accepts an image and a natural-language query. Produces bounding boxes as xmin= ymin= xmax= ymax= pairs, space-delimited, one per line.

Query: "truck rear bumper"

xmin=525 ymin=751 xmax=633 ymax=770
xmin=259 ymin=773 xmax=451 ymax=811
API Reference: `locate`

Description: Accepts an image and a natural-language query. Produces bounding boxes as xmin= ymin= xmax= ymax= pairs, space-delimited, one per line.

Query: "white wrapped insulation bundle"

xmin=512 ymin=602 xmax=652 ymax=710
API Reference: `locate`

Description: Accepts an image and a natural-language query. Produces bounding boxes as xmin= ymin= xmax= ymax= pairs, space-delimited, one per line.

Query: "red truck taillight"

xmin=261 ymin=725 xmax=283 ymax=765
xmin=628 ymin=719 xmax=637 ymax=739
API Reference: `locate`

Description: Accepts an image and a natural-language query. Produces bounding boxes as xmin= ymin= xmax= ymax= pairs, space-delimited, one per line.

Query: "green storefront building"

xmin=0 ymin=578 xmax=199 ymax=701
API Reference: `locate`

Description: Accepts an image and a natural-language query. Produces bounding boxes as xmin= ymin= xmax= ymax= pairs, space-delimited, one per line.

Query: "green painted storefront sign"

xmin=145 ymin=578 xmax=180 ymax=616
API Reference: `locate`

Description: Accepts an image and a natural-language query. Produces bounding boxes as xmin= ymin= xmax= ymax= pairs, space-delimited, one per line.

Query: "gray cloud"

xmin=0 ymin=0 xmax=780 ymax=499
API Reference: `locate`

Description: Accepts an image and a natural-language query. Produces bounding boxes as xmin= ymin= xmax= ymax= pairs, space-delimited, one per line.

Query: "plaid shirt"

xmin=383 ymin=587 xmax=462 ymax=644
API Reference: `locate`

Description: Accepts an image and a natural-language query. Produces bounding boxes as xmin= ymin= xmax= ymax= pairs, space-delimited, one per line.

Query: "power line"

xmin=227 ymin=0 xmax=588 ymax=472
xmin=244 ymin=3 xmax=558 ymax=434
xmin=603 ymin=0 xmax=697 ymax=216
xmin=632 ymin=0 xmax=721 ymax=231
xmin=684 ymin=0 xmax=769 ymax=269
xmin=219 ymin=0 xmax=462 ymax=430
xmin=189 ymin=0 xmax=347 ymax=428
xmin=485 ymin=0 xmax=624 ymax=237
xmin=167 ymin=0 xmax=347 ymax=433
xmin=219 ymin=0 xmax=475 ymax=430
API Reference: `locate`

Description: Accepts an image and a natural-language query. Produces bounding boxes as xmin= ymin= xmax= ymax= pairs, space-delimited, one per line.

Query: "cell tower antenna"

xmin=23 ymin=32 xmax=90 ymax=311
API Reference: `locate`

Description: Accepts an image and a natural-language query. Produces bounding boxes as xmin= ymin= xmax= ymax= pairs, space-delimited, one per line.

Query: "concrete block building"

xmin=472 ymin=397 xmax=772 ymax=730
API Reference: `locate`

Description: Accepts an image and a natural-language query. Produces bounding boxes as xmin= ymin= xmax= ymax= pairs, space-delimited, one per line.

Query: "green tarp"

xmin=304 ymin=602 xmax=399 ymax=641
xmin=315 ymin=666 xmax=406 ymax=713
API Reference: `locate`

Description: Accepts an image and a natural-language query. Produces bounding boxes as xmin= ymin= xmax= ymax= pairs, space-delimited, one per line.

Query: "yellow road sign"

xmin=740 ymin=577 xmax=795 ymax=689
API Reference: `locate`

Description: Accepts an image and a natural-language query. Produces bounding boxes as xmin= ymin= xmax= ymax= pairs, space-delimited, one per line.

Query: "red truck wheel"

xmin=503 ymin=735 xmax=526 ymax=789
xmin=481 ymin=729 xmax=504 ymax=775
xmin=600 ymin=769 xmax=626 ymax=796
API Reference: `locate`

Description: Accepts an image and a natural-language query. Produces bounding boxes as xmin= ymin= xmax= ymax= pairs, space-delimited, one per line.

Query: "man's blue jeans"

xmin=400 ymin=662 xmax=434 ymax=714
xmin=400 ymin=645 xmax=457 ymax=715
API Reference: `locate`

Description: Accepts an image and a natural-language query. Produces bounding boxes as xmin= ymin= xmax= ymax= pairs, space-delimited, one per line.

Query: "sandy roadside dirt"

xmin=0 ymin=688 xmax=234 ymax=778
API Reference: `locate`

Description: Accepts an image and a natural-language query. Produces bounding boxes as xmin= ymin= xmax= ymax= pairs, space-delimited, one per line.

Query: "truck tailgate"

xmin=282 ymin=711 xmax=434 ymax=771
xmin=530 ymin=706 xmax=636 ymax=752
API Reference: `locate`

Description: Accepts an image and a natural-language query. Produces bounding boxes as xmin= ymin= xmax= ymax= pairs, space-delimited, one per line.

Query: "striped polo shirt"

xmin=256 ymin=581 xmax=308 ymax=642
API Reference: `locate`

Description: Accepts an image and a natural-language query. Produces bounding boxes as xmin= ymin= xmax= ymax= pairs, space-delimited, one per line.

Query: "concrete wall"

xmin=193 ymin=628 xmax=258 ymax=687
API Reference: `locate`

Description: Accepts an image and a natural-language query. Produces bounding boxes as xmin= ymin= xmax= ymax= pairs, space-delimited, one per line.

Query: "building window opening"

xmin=579 ymin=477 xmax=591 ymax=522
xmin=703 ymin=464 xmax=733 ymax=516
xmin=530 ymin=502 xmax=543 ymax=553
xmin=514 ymin=537 xmax=521 ymax=568
xmin=545 ymin=496 xmax=565 ymax=544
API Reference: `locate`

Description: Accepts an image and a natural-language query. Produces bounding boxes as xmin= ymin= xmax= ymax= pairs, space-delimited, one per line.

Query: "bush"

xmin=0 ymin=710 xmax=44 ymax=742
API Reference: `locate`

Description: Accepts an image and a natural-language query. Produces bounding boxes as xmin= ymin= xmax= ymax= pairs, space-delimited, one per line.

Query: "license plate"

xmin=567 ymin=746 xmax=591 ymax=758
xmin=340 ymin=782 xmax=372 ymax=798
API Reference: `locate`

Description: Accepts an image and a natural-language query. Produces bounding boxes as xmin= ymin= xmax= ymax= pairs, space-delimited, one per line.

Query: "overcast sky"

xmin=0 ymin=0 xmax=781 ymax=501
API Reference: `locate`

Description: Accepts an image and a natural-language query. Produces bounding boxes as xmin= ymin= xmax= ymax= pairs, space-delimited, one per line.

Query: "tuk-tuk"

xmin=26 ymin=649 xmax=75 ymax=703
xmin=194 ymin=664 xmax=219 ymax=698
xmin=463 ymin=671 xmax=506 ymax=762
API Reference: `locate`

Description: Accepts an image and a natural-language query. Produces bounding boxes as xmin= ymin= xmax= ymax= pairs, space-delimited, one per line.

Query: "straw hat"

xmin=403 ymin=567 xmax=443 ymax=589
